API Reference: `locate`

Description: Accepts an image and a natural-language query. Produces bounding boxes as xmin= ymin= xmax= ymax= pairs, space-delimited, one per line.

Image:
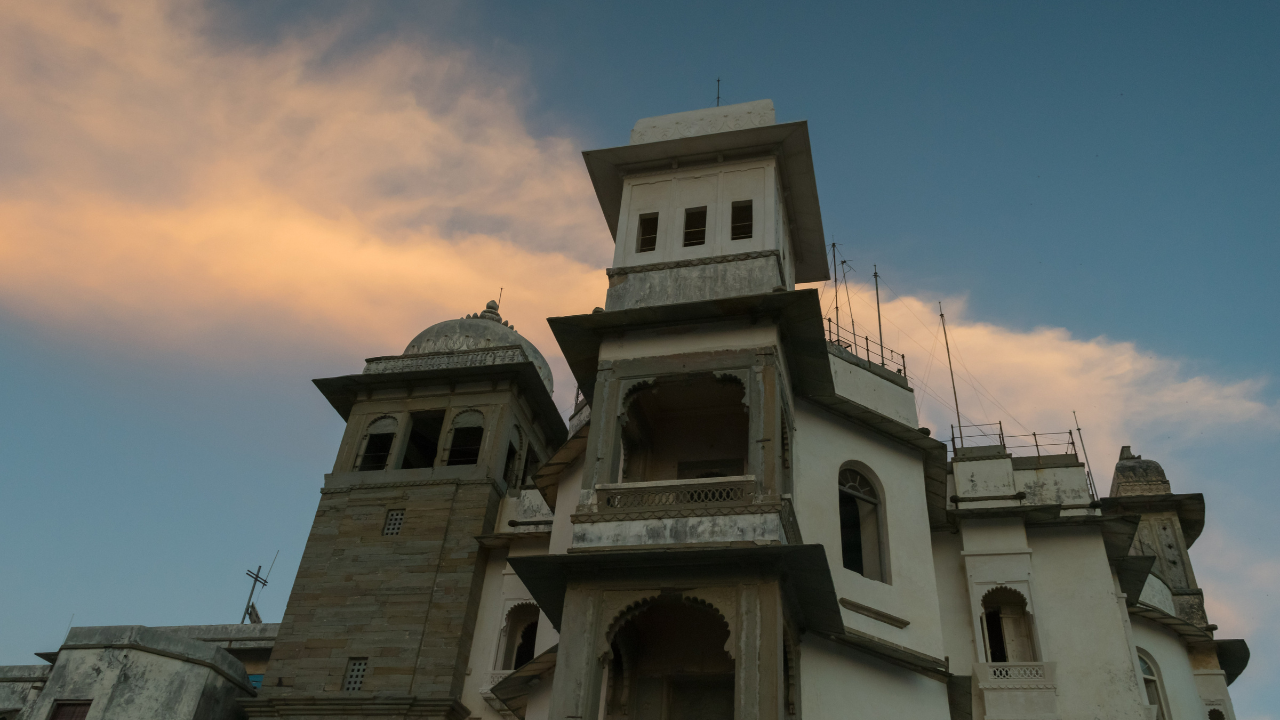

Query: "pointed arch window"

xmin=446 ymin=410 xmax=485 ymax=466
xmin=839 ymin=468 xmax=884 ymax=581
xmin=1137 ymin=650 xmax=1169 ymax=720
xmin=499 ymin=604 xmax=540 ymax=671
xmin=981 ymin=587 xmax=1036 ymax=663
xmin=356 ymin=416 xmax=398 ymax=471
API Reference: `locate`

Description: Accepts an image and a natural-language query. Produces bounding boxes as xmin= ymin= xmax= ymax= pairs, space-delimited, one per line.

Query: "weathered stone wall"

xmin=256 ymin=476 xmax=500 ymax=709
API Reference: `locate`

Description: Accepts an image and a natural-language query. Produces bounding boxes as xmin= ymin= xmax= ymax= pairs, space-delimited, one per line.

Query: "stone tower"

xmin=511 ymin=100 xmax=844 ymax=720
xmin=243 ymin=302 xmax=567 ymax=719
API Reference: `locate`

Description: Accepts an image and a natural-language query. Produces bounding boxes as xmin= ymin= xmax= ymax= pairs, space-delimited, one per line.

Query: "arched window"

xmin=839 ymin=468 xmax=884 ymax=581
xmin=981 ymin=587 xmax=1036 ymax=663
xmin=500 ymin=604 xmax=540 ymax=670
xmin=1137 ymin=650 xmax=1169 ymax=720
xmin=447 ymin=410 xmax=485 ymax=466
xmin=356 ymin=416 xmax=398 ymax=471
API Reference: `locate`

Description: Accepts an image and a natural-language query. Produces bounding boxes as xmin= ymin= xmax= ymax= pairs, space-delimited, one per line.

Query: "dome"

xmin=402 ymin=301 xmax=554 ymax=394
xmin=1110 ymin=445 xmax=1171 ymax=496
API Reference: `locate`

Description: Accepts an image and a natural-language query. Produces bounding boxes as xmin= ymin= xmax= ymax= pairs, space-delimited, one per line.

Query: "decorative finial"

xmin=479 ymin=300 xmax=503 ymax=323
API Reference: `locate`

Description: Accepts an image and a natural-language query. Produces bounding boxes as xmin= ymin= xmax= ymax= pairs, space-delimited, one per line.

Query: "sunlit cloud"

xmin=0 ymin=0 xmax=610 ymax=401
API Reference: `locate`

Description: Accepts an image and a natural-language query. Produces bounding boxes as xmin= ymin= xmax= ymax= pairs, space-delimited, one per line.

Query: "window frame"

xmin=682 ymin=206 xmax=708 ymax=247
xmin=1136 ymin=649 xmax=1170 ymax=720
xmin=636 ymin=212 xmax=659 ymax=253
xmin=837 ymin=464 xmax=889 ymax=583
xmin=730 ymin=200 xmax=753 ymax=240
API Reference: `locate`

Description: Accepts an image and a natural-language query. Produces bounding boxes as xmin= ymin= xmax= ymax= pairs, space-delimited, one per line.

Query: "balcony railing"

xmin=594 ymin=476 xmax=757 ymax=515
xmin=825 ymin=318 xmax=906 ymax=376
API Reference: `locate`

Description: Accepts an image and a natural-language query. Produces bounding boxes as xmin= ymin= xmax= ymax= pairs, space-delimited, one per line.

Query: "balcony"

xmin=569 ymin=476 xmax=800 ymax=551
xmin=974 ymin=662 xmax=1058 ymax=720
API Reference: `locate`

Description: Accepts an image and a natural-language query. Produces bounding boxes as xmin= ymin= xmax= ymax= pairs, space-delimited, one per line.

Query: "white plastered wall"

xmin=827 ymin=353 xmax=918 ymax=427
xmin=793 ymin=404 xmax=946 ymax=659
xmin=597 ymin=319 xmax=781 ymax=364
xmin=1131 ymin=617 xmax=1218 ymax=720
xmin=932 ymin=529 xmax=979 ymax=673
xmin=799 ymin=635 xmax=951 ymax=719
xmin=1027 ymin=526 xmax=1151 ymax=719
xmin=613 ymin=158 xmax=779 ymax=268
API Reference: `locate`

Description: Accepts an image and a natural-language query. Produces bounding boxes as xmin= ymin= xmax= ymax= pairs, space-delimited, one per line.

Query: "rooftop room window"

xmin=683 ymin=206 xmax=707 ymax=246
xmin=342 ymin=658 xmax=368 ymax=691
xmin=637 ymin=213 xmax=659 ymax=252
xmin=730 ymin=200 xmax=753 ymax=240
xmin=838 ymin=468 xmax=885 ymax=581
xmin=356 ymin=416 xmax=398 ymax=471
xmin=1137 ymin=651 xmax=1169 ymax=720
xmin=401 ymin=410 xmax=445 ymax=469
xmin=446 ymin=410 xmax=485 ymax=466
xmin=618 ymin=374 xmax=748 ymax=483
xmin=981 ymin=587 xmax=1036 ymax=663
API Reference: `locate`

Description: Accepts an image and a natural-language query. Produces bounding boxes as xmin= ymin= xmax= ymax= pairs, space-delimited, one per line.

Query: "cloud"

xmin=0 ymin=0 xmax=610 ymax=399
xmin=814 ymin=282 xmax=1277 ymax=470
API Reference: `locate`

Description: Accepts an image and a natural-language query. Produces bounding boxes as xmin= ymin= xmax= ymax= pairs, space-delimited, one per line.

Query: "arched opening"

xmin=446 ymin=410 xmax=485 ymax=466
xmin=356 ymin=416 xmax=398 ymax=471
xmin=618 ymin=374 xmax=749 ymax=483
xmin=604 ymin=597 xmax=734 ymax=720
xmin=1137 ymin=650 xmax=1170 ymax=720
xmin=981 ymin=587 xmax=1036 ymax=663
xmin=500 ymin=604 xmax=540 ymax=671
xmin=838 ymin=467 xmax=884 ymax=581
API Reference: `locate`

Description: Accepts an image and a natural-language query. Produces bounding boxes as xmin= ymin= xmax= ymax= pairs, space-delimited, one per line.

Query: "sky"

xmin=0 ymin=0 xmax=1276 ymax=715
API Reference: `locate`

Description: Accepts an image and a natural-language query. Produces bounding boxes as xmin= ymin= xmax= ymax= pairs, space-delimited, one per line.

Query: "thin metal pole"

xmin=1073 ymin=411 xmax=1099 ymax=499
xmin=831 ymin=242 xmax=839 ymax=344
xmin=940 ymin=302 xmax=964 ymax=448
xmin=241 ymin=565 xmax=263 ymax=624
xmin=873 ymin=265 xmax=885 ymax=366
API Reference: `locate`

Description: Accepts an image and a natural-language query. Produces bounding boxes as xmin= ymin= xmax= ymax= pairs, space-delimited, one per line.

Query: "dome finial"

xmin=480 ymin=300 xmax=502 ymax=323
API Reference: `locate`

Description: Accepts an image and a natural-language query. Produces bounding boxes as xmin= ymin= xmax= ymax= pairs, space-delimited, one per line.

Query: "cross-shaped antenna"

xmin=240 ymin=551 xmax=278 ymax=624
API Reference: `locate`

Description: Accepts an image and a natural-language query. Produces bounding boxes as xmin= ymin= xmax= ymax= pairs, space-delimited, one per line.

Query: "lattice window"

xmin=383 ymin=509 xmax=405 ymax=536
xmin=604 ymin=485 xmax=746 ymax=509
xmin=343 ymin=658 xmax=368 ymax=691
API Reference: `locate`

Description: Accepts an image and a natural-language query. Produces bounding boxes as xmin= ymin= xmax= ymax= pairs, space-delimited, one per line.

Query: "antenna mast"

xmin=716 ymin=78 xmax=721 ymax=107
xmin=240 ymin=565 xmax=268 ymax=624
xmin=939 ymin=302 xmax=963 ymax=448
xmin=830 ymin=243 xmax=839 ymax=342
xmin=873 ymin=265 xmax=885 ymax=366
xmin=497 ymin=287 xmax=504 ymax=309
xmin=1073 ymin=411 xmax=1100 ymax=499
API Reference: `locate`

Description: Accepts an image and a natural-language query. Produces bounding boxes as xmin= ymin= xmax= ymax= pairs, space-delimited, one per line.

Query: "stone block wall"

xmin=254 ymin=477 xmax=500 ymax=709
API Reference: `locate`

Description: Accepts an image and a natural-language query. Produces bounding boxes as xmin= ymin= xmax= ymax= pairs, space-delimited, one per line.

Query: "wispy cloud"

xmin=0 ymin=0 xmax=609 ymax=397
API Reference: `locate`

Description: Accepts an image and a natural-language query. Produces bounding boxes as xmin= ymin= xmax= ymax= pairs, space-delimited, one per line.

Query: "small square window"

xmin=383 ymin=509 xmax=405 ymax=536
xmin=683 ymin=207 xmax=707 ymax=246
xmin=637 ymin=213 xmax=659 ymax=252
xmin=343 ymin=658 xmax=368 ymax=691
xmin=731 ymin=200 xmax=753 ymax=240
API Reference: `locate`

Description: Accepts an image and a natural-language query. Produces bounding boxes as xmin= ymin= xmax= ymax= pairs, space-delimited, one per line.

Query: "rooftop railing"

xmin=950 ymin=421 xmax=1078 ymax=458
xmin=825 ymin=317 xmax=907 ymax=376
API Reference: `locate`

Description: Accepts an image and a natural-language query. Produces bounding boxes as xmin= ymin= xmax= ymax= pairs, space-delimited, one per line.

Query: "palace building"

xmin=1 ymin=101 xmax=1248 ymax=720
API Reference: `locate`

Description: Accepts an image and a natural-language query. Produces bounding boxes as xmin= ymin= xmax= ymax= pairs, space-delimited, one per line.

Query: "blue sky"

xmin=1 ymin=1 xmax=1276 ymax=715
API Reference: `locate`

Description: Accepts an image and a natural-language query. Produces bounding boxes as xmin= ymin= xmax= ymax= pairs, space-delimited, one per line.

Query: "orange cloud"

xmin=0 ymin=0 xmax=611 ymax=399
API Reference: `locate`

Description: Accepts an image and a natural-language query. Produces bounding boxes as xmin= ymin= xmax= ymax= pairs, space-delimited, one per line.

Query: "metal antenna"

xmin=497 ymin=287 xmax=504 ymax=309
xmin=830 ymin=242 xmax=839 ymax=342
xmin=940 ymin=302 xmax=963 ymax=448
xmin=1073 ymin=411 xmax=1099 ymax=499
xmin=240 ymin=565 xmax=269 ymax=624
xmin=873 ymin=265 xmax=885 ymax=366
xmin=716 ymin=78 xmax=721 ymax=107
